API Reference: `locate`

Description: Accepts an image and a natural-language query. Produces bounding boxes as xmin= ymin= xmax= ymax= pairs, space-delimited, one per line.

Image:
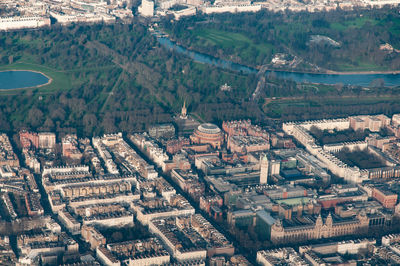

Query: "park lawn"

xmin=388 ymin=17 xmax=400 ymax=35
xmin=264 ymin=100 xmax=309 ymax=115
xmin=192 ymin=28 xmax=273 ymax=59
xmin=16 ymin=37 xmax=43 ymax=46
xmin=300 ymin=84 xmax=337 ymax=94
xmin=330 ymin=16 xmax=379 ymax=31
xmin=333 ymin=60 xmax=390 ymax=72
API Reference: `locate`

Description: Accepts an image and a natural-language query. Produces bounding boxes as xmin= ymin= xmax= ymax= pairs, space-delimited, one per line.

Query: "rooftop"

xmin=197 ymin=123 xmax=221 ymax=134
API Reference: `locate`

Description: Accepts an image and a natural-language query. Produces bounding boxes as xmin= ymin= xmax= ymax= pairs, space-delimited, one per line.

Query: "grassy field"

xmin=299 ymin=84 xmax=337 ymax=94
xmin=191 ymin=28 xmax=274 ymax=65
xmin=193 ymin=28 xmax=272 ymax=53
xmin=334 ymin=61 xmax=390 ymax=72
xmin=387 ymin=17 xmax=400 ymax=35
xmin=330 ymin=16 xmax=379 ymax=31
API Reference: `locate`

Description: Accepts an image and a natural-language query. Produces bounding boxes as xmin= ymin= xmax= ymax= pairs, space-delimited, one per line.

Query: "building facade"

xmin=270 ymin=213 xmax=369 ymax=244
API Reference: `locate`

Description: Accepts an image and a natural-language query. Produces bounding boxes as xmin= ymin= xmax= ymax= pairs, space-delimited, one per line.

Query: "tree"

xmin=83 ymin=114 xmax=98 ymax=135
xmin=27 ymin=108 xmax=44 ymax=128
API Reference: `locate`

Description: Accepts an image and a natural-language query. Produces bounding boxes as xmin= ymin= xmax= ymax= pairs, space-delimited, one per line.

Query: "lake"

xmin=0 ymin=70 xmax=50 ymax=90
xmin=157 ymin=37 xmax=400 ymax=87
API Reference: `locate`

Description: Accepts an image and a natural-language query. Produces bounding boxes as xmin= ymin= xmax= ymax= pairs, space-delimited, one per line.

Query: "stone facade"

xmin=270 ymin=213 xmax=369 ymax=244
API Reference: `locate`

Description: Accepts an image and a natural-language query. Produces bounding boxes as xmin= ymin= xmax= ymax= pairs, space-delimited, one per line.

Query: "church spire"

xmin=180 ymin=100 xmax=187 ymax=119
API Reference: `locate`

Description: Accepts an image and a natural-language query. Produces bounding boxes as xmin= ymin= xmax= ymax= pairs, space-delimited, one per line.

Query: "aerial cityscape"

xmin=0 ymin=107 xmax=398 ymax=264
xmin=1 ymin=0 xmax=400 ymax=265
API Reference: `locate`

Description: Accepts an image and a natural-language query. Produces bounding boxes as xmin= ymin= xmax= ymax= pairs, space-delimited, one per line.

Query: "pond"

xmin=0 ymin=70 xmax=51 ymax=90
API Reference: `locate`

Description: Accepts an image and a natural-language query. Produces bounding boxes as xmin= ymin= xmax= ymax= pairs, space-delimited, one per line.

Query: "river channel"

xmin=157 ymin=37 xmax=400 ymax=87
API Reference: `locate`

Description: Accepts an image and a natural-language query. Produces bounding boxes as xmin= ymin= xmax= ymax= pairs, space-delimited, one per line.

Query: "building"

xmin=60 ymin=181 xmax=132 ymax=199
xmin=227 ymin=135 xmax=269 ymax=153
xmin=20 ymin=131 xmax=39 ymax=149
xmin=38 ymin=132 xmax=56 ymax=149
xmin=349 ymin=115 xmax=390 ymax=132
xmin=149 ymin=124 xmax=175 ymax=139
xmin=392 ymin=114 xmax=400 ymax=127
xmin=260 ymin=154 xmax=269 ymax=184
xmin=138 ymin=0 xmax=154 ymax=17
xmin=62 ymin=134 xmax=82 ymax=160
xmin=201 ymin=4 xmax=262 ymax=14
xmin=180 ymin=101 xmax=187 ymax=119
xmin=299 ymin=239 xmax=376 ymax=265
xmin=132 ymin=195 xmax=195 ymax=225
xmin=256 ymin=211 xmax=276 ymax=240
xmin=222 ymin=120 xmax=269 ymax=139
xmin=106 ymin=238 xmax=170 ymax=266
xmin=190 ymin=123 xmax=224 ymax=149
xmin=25 ymin=193 xmax=44 ymax=216
xmin=372 ymin=187 xmax=398 ymax=209
xmin=0 ymin=134 xmax=19 ymax=167
xmin=165 ymin=138 xmax=190 ymax=154
xmin=174 ymin=103 xmax=200 ymax=136
xmin=81 ymin=225 xmax=106 ymax=250
xmin=282 ymin=119 xmax=368 ymax=183
xmin=96 ymin=247 xmax=120 ymax=266
xmin=0 ymin=16 xmax=50 ymax=31
xmin=257 ymin=248 xmax=309 ymax=266
xmin=270 ymin=212 xmax=369 ymax=244
xmin=148 ymin=214 xmax=233 ymax=261
xmin=58 ymin=211 xmax=81 ymax=235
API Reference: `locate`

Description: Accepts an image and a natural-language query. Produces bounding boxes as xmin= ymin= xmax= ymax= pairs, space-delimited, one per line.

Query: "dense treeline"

xmin=335 ymin=147 xmax=386 ymax=169
xmin=1 ymin=14 xmax=400 ymax=137
xmin=97 ymin=223 xmax=151 ymax=243
xmin=0 ymin=22 xmax=261 ymax=136
xmin=269 ymin=97 xmax=400 ymax=121
xmin=162 ymin=8 xmax=400 ymax=71
xmin=309 ymin=126 xmax=368 ymax=145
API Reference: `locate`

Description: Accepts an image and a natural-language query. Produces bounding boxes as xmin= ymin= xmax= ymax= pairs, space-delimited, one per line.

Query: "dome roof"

xmin=197 ymin=123 xmax=221 ymax=135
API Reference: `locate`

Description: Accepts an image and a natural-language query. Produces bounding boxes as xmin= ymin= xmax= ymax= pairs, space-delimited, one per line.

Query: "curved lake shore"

xmin=0 ymin=70 xmax=52 ymax=90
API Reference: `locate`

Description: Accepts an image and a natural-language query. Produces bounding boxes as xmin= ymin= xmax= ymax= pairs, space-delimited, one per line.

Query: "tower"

xmin=325 ymin=212 xmax=333 ymax=228
xmin=180 ymin=101 xmax=187 ymax=119
xmin=260 ymin=153 xmax=269 ymax=184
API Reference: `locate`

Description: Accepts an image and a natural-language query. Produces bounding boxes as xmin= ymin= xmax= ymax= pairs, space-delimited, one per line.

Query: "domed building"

xmin=190 ymin=123 xmax=224 ymax=149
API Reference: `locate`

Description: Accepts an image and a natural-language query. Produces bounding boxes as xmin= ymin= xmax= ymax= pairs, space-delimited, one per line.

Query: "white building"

xmin=138 ymin=0 xmax=155 ymax=17
xmin=38 ymin=132 xmax=56 ymax=150
xmin=170 ymin=6 xmax=197 ymax=20
xmin=257 ymin=248 xmax=309 ymax=266
xmin=0 ymin=16 xmax=50 ymax=31
xmin=283 ymin=119 xmax=368 ymax=183
xmin=260 ymin=154 xmax=269 ymax=184
xmin=128 ymin=254 xmax=170 ymax=266
xmin=392 ymin=114 xmax=400 ymax=127
xmin=201 ymin=4 xmax=261 ymax=14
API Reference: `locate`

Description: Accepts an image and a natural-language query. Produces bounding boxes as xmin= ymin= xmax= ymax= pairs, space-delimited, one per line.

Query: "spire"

xmin=326 ymin=212 xmax=333 ymax=226
xmin=180 ymin=100 xmax=187 ymax=119
xmin=316 ymin=213 xmax=323 ymax=227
